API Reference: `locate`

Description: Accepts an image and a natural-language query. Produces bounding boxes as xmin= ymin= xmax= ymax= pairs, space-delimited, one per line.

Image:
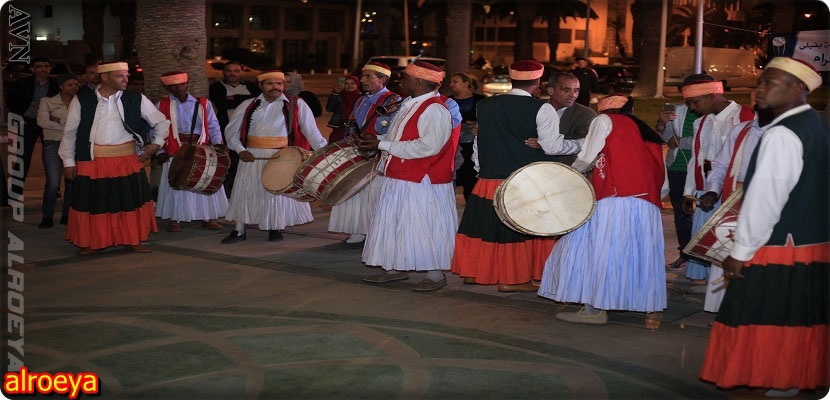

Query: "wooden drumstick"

xmin=253 ymin=154 xmax=281 ymax=160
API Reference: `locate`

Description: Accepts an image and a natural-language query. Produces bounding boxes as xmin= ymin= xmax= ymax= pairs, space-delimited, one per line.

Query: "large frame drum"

xmin=494 ymin=162 xmax=595 ymax=236
xmin=261 ymin=146 xmax=317 ymax=202
xmin=683 ymin=187 xmax=743 ymax=266
xmin=168 ymin=143 xmax=231 ymax=195
xmin=294 ymin=141 xmax=377 ymax=206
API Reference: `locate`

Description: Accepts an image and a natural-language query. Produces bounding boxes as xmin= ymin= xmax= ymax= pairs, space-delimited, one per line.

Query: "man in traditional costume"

xmin=357 ymin=61 xmax=457 ymax=292
xmin=155 ymin=71 xmax=227 ymax=233
xmin=680 ymin=80 xmax=754 ymax=287
xmin=221 ymin=70 xmax=327 ymax=244
xmin=700 ymin=57 xmax=828 ymax=397
xmin=325 ymin=62 xmax=400 ymax=250
xmin=451 ymin=60 xmax=582 ymax=292
xmin=59 ymin=61 xmax=170 ymax=255
xmin=538 ymin=95 xmax=668 ymax=325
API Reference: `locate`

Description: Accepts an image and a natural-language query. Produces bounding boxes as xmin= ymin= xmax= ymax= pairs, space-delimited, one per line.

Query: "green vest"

xmin=476 ymin=95 xmax=554 ymax=179
xmin=75 ymin=90 xmax=150 ymax=161
xmin=744 ymin=108 xmax=828 ymax=246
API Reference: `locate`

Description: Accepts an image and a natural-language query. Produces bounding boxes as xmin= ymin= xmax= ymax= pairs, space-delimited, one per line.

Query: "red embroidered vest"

xmin=353 ymin=91 xmax=397 ymax=135
xmin=592 ymin=114 xmax=665 ymax=209
xmin=158 ymin=97 xmax=212 ymax=156
xmin=384 ymin=97 xmax=456 ymax=184
xmin=692 ymin=105 xmax=754 ymax=190
xmin=721 ymin=121 xmax=753 ymax=201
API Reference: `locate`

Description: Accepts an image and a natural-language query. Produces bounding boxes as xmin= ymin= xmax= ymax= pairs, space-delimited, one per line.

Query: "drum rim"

xmin=320 ymin=160 xmax=378 ymax=206
xmin=294 ymin=143 xmax=365 ymax=197
xmin=169 ymin=143 xmax=230 ymax=195
xmin=494 ymin=161 xmax=597 ymax=237
xmin=683 ymin=186 xmax=743 ymax=266
xmin=261 ymin=146 xmax=309 ymax=193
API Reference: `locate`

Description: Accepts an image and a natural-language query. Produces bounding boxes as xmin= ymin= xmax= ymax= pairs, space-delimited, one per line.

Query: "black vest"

xmin=743 ymin=107 xmax=829 ymax=246
xmin=75 ymin=90 xmax=150 ymax=161
xmin=476 ymin=95 xmax=555 ymax=179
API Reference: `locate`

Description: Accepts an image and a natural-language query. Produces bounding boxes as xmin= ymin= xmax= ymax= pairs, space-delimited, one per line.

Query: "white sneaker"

xmin=555 ymin=308 xmax=608 ymax=325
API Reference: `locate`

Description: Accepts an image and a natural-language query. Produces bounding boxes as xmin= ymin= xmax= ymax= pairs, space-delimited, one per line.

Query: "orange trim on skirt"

xmin=700 ymin=322 xmax=829 ymax=390
xmin=747 ymin=241 xmax=830 ymax=267
xmin=451 ymin=234 xmax=557 ymax=284
xmin=66 ymin=203 xmax=158 ymax=249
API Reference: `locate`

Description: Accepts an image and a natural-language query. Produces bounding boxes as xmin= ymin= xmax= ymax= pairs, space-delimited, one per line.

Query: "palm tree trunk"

xmin=445 ymin=0 xmax=472 ymax=78
xmin=515 ymin=1 xmax=536 ymax=60
xmin=630 ymin=0 xmax=662 ymax=97
xmin=134 ymin=0 xmax=208 ymax=101
xmin=82 ymin=0 xmax=104 ymax=64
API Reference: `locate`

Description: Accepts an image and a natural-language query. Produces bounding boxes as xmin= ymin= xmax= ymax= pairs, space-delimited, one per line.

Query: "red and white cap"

xmin=508 ymin=60 xmax=544 ymax=80
xmin=403 ymin=61 xmax=444 ymax=84
xmin=363 ymin=62 xmax=392 ymax=77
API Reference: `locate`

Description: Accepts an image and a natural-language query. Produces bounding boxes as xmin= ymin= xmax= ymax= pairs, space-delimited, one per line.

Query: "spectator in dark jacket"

xmin=9 ymin=57 xmax=59 ymax=182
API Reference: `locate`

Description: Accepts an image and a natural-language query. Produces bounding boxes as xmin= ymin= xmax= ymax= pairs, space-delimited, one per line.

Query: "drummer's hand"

xmin=722 ymin=256 xmax=746 ymax=280
xmin=681 ymin=196 xmax=697 ymax=215
xmin=357 ymin=133 xmax=380 ymax=151
xmin=154 ymin=152 xmax=170 ymax=165
xmin=63 ymin=166 xmax=76 ymax=180
xmin=139 ymin=144 xmax=161 ymax=162
xmin=524 ymin=138 xmax=541 ymax=149
xmin=698 ymin=191 xmax=719 ymax=212
xmin=239 ymin=150 xmax=255 ymax=162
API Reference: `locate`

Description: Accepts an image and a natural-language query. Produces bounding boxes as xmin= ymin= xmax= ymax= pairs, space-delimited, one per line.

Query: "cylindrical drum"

xmin=168 ymin=143 xmax=231 ymax=195
xmin=261 ymin=146 xmax=317 ymax=202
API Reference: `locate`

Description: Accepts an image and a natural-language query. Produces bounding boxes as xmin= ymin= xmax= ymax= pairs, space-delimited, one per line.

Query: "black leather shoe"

xmin=221 ymin=230 xmax=246 ymax=244
xmin=38 ymin=217 xmax=54 ymax=229
xmin=268 ymin=230 xmax=284 ymax=242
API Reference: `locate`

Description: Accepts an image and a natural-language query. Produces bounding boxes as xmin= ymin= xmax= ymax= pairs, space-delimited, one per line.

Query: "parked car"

xmin=481 ymin=74 xmax=511 ymax=96
xmin=593 ymin=65 xmax=639 ymax=94
xmin=205 ymin=58 xmax=262 ymax=83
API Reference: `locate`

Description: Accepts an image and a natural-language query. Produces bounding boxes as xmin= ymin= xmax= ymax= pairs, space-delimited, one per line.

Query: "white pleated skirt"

xmin=155 ymin=158 xmax=228 ymax=221
xmin=362 ymin=175 xmax=458 ymax=271
xmin=327 ymin=180 xmax=378 ymax=235
xmin=224 ymin=147 xmax=313 ymax=230
xmin=538 ymin=197 xmax=667 ymax=312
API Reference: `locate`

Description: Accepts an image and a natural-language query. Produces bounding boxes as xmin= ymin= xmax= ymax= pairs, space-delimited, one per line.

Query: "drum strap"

xmin=188 ymin=98 xmax=200 ymax=143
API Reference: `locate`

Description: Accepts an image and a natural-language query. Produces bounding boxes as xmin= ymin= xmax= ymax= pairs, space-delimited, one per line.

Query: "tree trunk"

xmin=445 ymin=0 xmax=472 ymax=79
xmin=546 ymin=12 xmax=562 ymax=63
xmin=515 ymin=1 xmax=536 ymax=60
xmin=134 ymin=0 xmax=208 ymax=101
xmin=82 ymin=0 xmax=104 ymax=64
xmin=630 ymin=0 xmax=662 ymax=97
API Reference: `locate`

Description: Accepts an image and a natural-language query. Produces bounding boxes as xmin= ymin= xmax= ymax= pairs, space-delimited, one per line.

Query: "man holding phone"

xmin=656 ymin=75 xmax=713 ymax=272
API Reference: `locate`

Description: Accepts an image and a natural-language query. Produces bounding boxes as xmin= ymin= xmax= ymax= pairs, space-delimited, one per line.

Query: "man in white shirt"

xmin=59 ymin=61 xmax=170 ymax=255
xmin=700 ymin=57 xmax=827 ymax=398
xmin=357 ymin=61 xmax=457 ymax=292
xmin=679 ymin=80 xmax=753 ymax=286
xmin=221 ymin=70 xmax=327 ymax=244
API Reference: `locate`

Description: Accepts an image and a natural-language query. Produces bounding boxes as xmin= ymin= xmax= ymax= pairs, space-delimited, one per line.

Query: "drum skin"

xmin=294 ymin=141 xmax=378 ymax=206
xmin=168 ymin=144 xmax=231 ymax=195
xmin=494 ymin=162 xmax=596 ymax=237
xmin=261 ymin=146 xmax=317 ymax=202
xmin=683 ymin=187 xmax=743 ymax=266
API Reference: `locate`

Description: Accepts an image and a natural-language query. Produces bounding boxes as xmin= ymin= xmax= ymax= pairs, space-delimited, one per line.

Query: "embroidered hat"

xmin=257 ymin=70 xmax=286 ymax=82
xmin=96 ymin=61 xmax=129 ymax=74
xmin=363 ymin=62 xmax=392 ymax=77
xmin=597 ymin=94 xmax=629 ymax=112
xmin=160 ymin=71 xmax=187 ymax=85
xmin=765 ymin=57 xmax=823 ymax=92
xmin=508 ymin=60 xmax=544 ymax=80
xmin=403 ymin=61 xmax=444 ymax=84
xmin=681 ymin=80 xmax=724 ymax=99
